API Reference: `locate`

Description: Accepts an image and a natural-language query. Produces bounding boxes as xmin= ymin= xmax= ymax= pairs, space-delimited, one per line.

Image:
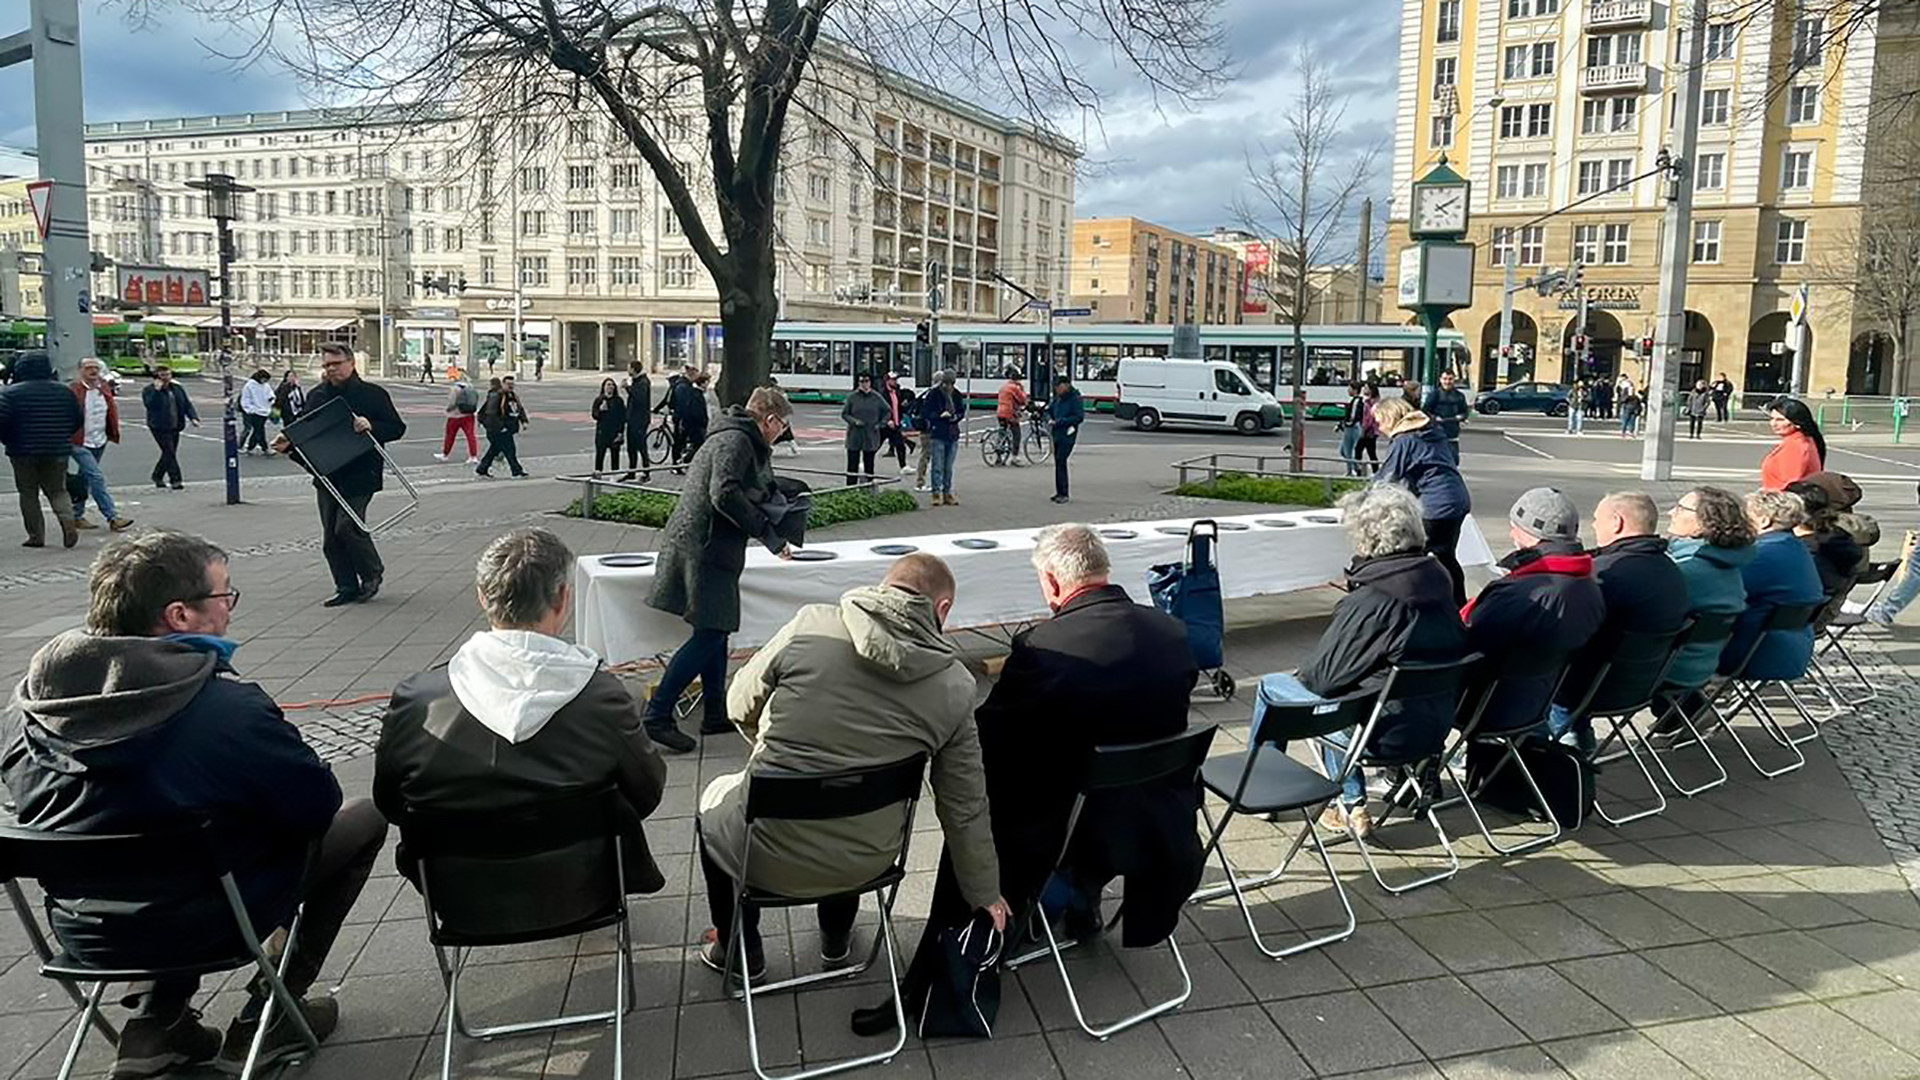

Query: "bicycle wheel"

xmin=981 ymin=428 xmax=1009 ymax=467
xmin=1025 ymin=423 xmax=1052 ymax=464
xmin=646 ymin=426 xmax=675 ymax=468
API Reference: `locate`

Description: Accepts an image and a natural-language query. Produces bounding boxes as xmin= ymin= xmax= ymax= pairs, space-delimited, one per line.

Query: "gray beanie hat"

xmin=1510 ymin=486 xmax=1580 ymax=540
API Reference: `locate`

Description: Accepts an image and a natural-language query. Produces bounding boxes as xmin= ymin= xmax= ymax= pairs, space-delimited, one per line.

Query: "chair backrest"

xmin=1569 ymin=620 xmax=1692 ymax=719
xmin=1678 ymin=609 xmax=1739 ymax=650
xmin=1720 ymin=602 xmax=1822 ymax=679
xmin=1856 ymin=560 xmax=1899 ymax=587
xmin=0 ymin=821 xmax=219 ymax=893
xmin=744 ymin=753 xmax=930 ymax=823
xmin=1082 ymin=726 xmax=1220 ymax=792
xmin=1249 ymin=688 xmax=1380 ymax=747
xmin=398 ymin=785 xmax=627 ymax=944
xmin=1378 ymin=654 xmax=1482 ymax=717
xmin=1458 ymin=646 xmax=1573 ymax=737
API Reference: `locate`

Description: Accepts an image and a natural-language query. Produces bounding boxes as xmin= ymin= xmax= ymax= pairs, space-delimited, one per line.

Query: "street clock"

xmin=1410 ymin=158 xmax=1471 ymax=239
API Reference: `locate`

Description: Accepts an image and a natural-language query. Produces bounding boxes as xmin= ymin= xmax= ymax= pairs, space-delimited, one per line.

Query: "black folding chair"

xmin=1005 ymin=726 xmax=1218 ymax=1040
xmin=0 ymin=880 xmax=118 ymax=1045
xmin=1193 ymin=690 xmax=1375 ymax=959
xmin=727 ymin=754 xmax=926 ymax=1080
xmin=0 ymin=821 xmax=319 ymax=1080
xmin=1642 ymin=610 xmax=1741 ymax=798
xmin=1701 ymin=603 xmax=1825 ymax=779
xmin=396 ymin=786 xmax=637 ymax=1080
xmin=1437 ymin=648 xmax=1575 ymax=855
xmin=1565 ymin=621 xmax=1693 ymax=826
xmin=1812 ymin=559 xmax=1898 ymax=708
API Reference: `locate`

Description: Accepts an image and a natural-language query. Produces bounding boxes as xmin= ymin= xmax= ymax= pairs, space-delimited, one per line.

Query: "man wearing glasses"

xmin=274 ymin=343 xmax=407 ymax=607
xmin=0 ymin=531 xmax=385 ymax=1076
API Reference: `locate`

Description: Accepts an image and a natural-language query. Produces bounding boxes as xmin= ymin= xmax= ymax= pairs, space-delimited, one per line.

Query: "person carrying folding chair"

xmin=274 ymin=344 xmax=407 ymax=608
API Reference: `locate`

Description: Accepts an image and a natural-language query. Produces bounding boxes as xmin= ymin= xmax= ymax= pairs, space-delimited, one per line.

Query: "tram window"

xmin=1307 ymin=346 xmax=1357 ymax=386
xmin=771 ymin=341 xmax=795 ymax=374
xmin=853 ymin=341 xmax=888 ymax=378
xmin=1078 ymin=343 xmax=1120 ymax=382
xmin=1203 ymin=345 xmax=1228 ymax=364
xmin=794 ymin=341 xmax=830 ymax=375
xmin=1121 ymin=343 xmax=1169 ymax=358
xmin=892 ymin=343 xmax=914 ymax=377
xmin=985 ymin=342 xmax=1022 ymax=379
xmin=1231 ymin=345 xmax=1275 ymax=390
xmin=831 ymin=341 xmax=853 ymax=377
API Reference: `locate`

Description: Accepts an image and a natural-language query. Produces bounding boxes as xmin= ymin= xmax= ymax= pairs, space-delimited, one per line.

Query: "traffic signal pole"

xmin=1642 ymin=0 xmax=1708 ymax=481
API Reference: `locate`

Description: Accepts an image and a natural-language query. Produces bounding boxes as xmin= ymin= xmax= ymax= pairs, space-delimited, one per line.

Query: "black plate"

xmin=953 ymin=538 xmax=999 ymax=550
xmin=789 ymin=549 xmax=838 ymax=562
xmin=1217 ymin=521 xmax=1251 ymax=531
xmin=597 ymin=554 xmax=656 ymax=568
xmin=1305 ymin=514 xmax=1339 ymax=524
xmin=1155 ymin=525 xmax=1191 ymax=536
xmin=871 ymin=544 xmax=918 ymax=556
xmin=1098 ymin=528 xmax=1138 ymax=540
xmin=1255 ymin=519 xmax=1298 ymax=529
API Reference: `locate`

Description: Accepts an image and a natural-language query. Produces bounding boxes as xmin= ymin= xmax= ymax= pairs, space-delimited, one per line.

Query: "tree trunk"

xmin=717 ymin=266 xmax=778 ymax=409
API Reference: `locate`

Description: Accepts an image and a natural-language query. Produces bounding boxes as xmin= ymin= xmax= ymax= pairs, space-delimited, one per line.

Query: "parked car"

xmin=1476 ymin=381 xmax=1571 ymax=416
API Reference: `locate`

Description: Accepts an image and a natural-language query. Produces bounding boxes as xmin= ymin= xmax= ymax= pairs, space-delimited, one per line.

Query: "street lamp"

xmin=186 ymin=172 xmax=255 ymax=506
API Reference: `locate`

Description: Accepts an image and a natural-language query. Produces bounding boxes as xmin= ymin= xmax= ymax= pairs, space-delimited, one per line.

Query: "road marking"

xmin=1500 ymin=432 xmax=1555 ymax=460
xmin=1830 ymin=445 xmax=1920 ymax=475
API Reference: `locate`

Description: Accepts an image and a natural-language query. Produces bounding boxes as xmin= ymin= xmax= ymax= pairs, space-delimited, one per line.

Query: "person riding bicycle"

xmin=995 ymin=368 xmax=1029 ymax=467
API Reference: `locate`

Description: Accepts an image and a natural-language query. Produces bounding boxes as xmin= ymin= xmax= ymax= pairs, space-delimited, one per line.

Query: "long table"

xmin=575 ymin=511 xmax=1496 ymax=665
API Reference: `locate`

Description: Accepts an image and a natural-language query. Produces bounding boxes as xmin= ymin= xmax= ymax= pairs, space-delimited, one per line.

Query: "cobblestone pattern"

xmin=1818 ymin=634 xmax=1920 ymax=895
xmin=294 ymin=704 xmax=386 ymax=764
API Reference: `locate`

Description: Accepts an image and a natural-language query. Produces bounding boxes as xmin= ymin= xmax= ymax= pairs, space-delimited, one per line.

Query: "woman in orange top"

xmin=1761 ymin=396 xmax=1826 ymax=490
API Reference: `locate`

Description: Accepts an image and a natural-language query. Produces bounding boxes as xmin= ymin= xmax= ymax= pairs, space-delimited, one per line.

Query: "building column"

xmin=597 ymin=320 xmax=609 ymax=371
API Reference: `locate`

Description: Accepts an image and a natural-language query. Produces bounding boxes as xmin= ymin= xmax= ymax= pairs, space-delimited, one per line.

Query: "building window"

xmin=1523 ymin=162 xmax=1548 ymax=197
xmin=569 ymin=119 xmax=593 ymax=146
xmin=1496 ymin=165 xmax=1520 ymax=198
xmin=1586 ymin=32 xmax=1643 ymax=68
xmin=1530 ymin=42 xmax=1556 ymax=77
xmin=662 ymin=253 xmax=696 ymax=288
xmin=518 ymin=166 xmax=547 ymax=194
xmin=662 ymin=206 xmax=682 ymax=236
xmin=1489 ymin=226 xmax=1515 ymax=266
xmin=481 ymin=254 xmax=496 ymax=286
xmin=1793 ymin=16 xmax=1824 ymax=67
xmin=1780 ymin=148 xmax=1813 ymax=190
xmin=1692 ymin=220 xmax=1721 ymax=263
xmin=1433 ymin=56 xmax=1457 ymax=97
xmin=518 ymin=255 xmax=549 ymax=287
xmin=1577 ymin=160 xmax=1604 ymax=195
xmin=1503 ymin=44 xmax=1528 ymax=80
xmin=1775 ymin=218 xmax=1808 ymax=263
xmin=1705 ymin=22 xmax=1737 ymax=60
xmin=807 ymin=173 xmax=831 ymax=201
xmin=1701 ymin=88 xmax=1730 ymax=126
xmin=566 ymin=255 xmax=597 ymax=290
xmin=1788 ymin=85 xmax=1820 ymax=124
xmin=1527 ymin=103 xmax=1552 ymax=137
xmin=1607 ymin=157 xmax=1634 ymax=192
xmin=611 ymin=208 xmax=640 ymax=236
xmin=1572 ymin=223 xmax=1600 ymax=264
xmin=1507 ymin=0 xmax=1558 ymax=17
xmin=1431 ymin=114 xmax=1455 ymax=148
xmin=1602 ymin=223 xmax=1630 ymax=264
xmin=1436 ymin=0 xmax=1461 ymax=42
xmin=519 ymin=209 xmax=546 ymax=237
xmin=567 ymin=165 xmax=596 ymax=190
xmin=1695 ymin=152 xmax=1726 ymax=191
xmin=1500 ymin=105 xmax=1525 ymax=138
xmin=567 ymin=209 xmax=597 ymax=236
xmin=1518 ymin=224 xmax=1545 ymax=264
xmin=807 ymin=217 xmax=831 ymax=245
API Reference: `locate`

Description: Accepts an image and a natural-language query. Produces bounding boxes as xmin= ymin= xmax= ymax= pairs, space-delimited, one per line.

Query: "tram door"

xmin=853 ymin=342 xmax=890 ymax=387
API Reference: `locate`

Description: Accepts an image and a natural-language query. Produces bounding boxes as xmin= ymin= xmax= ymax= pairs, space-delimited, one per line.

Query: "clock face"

xmin=1415 ymin=184 xmax=1469 ymax=234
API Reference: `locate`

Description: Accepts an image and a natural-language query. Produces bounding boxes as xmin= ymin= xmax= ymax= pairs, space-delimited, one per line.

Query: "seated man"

xmin=1462 ymin=487 xmax=1607 ymax=740
xmin=375 ymin=527 xmax=669 ymax=892
xmin=1546 ymin=492 xmax=1689 ymax=753
xmin=853 ymin=524 xmax=1198 ymax=1036
xmin=2 ymin=531 xmax=383 ymax=1078
xmin=1250 ymin=484 xmax=1467 ymax=838
xmin=696 ymin=554 xmax=1007 ymax=980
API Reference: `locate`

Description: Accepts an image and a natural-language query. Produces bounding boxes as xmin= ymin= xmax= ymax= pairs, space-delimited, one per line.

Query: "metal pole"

xmin=1499 ymin=255 xmax=1516 ymax=384
xmin=1422 ymin=310 xmax=1442 ymax=388
xmin=20 ymin=0 xmax=95 ymax=378
xmin=927 ymin=259 xmax=942 ymax=375
xmin=1356 ymin=198 xmax=1373 ymax=322
xmin=1641 ymin=0 xmax=1708 ymax=481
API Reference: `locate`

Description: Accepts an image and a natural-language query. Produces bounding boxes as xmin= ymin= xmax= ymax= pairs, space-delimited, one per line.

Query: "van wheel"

xmin=1135 ymin=409 xmax=1162 ymax=432
xmin=1234 ymin=412 xmax=1262 ymax=435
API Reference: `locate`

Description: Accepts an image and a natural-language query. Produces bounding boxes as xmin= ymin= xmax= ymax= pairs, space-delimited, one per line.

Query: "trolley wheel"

xmin=1212 ymin=670 xmax=1236 ymax=699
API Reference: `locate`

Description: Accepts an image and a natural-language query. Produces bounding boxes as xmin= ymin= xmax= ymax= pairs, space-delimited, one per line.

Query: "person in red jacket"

xmin=1761 ymin=396 xmax=1825 ymax=491
xmin=994 ymin=368 xmax=1029 ymax=466
xmin=69 ymin=358 xmax=133 ymax=531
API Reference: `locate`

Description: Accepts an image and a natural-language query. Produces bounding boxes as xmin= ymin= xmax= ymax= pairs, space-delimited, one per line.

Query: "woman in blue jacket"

xmin=1047 ymin=376 xmax=1084 ymax=504
xmin=1664 ymin=486 xmax=1756 ymax=692
xmin=1721 ymin=489 xmax=1823 ymax=680
xmin=1371 ymin=396 xmax=1473 ymax=606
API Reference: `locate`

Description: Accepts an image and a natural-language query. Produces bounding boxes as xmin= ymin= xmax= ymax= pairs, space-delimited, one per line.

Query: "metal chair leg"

xmin=1642 ymin=694 xmax=1728 ymax=797
xmin=53 ymin=981 xmax=106 ymax=1080
xmin=1715 ymin=689 xmax=1807 ymax=778
xmin=239 ymin=912 xmax=318 ymax=1079
xmin=742 ymin=892 xmax=908 ymax=1080
xmin=1592 ymin=715 xmax=1668 ymax=826
xmin=1349 ymin=769 xmax=1460 ymax=894
xmin=1189 ymin=805 xmax=1356 ymax=959
xmin=1439 ymin=739 xmax=1563 ymax=856
xmin=5 ymin=882 xmax=116 ymax=1046
xmin=1032 ymin=906 xmax=1192 ymax=1041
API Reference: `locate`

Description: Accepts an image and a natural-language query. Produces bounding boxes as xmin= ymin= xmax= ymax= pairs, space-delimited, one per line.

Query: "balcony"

xmin=955 ymin=158 xmax=975 ymax=173
xmin=903 ymin=178 xmax=925 ymax=196
xmin=980 ymin=164 xmax=1000 ymax=180
xmin=903 ymin=139 xmax=926 ymax=156
xmin=931 ymin=148 xmax=952 ymax=165
xmin=1586 ymin=0 xmax=1651 ymax=27
xmin=1580 ymin=63 xmax=1649 ymax=92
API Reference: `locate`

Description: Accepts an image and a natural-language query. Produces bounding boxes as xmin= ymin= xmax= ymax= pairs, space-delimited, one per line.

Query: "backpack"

xmin=1464 ymin=735 xmax=1594 ymax=831
xmin=455 ymin=385 xmax=480 ymax=414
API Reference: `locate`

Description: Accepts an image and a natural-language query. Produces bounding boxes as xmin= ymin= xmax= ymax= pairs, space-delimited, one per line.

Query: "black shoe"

xmin=110 ymin=1009 xmax=222 ymax=1079
xmin=357 ymin=576 xmax=382 ymax=602
xmin=699 ymin=714 xmax=733 ymax=737
xmin=821 ymin=927 xmax=853 ymax=967
xmin=154 ymin=482 xmax=168 ymax=490
xmin=1050 ymin=494 xmax=1069 ymax=504
xmin=647 ymin=721 xmax=696 ymax=753
xmin=322 ymin=591 xmax=358 ymax=608
xmin=699 ymin=939 xmax=766 ymax=982
xmin=850 ymin=1002 xmax=901 ymax=1039
xmin=170 ymin=483 xmax=184 ymax=491
xmin=215 ymin=995 xmax=337 ymax=1075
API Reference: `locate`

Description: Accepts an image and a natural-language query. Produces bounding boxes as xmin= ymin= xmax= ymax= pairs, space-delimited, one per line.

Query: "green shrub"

xmin=564 ymin=484 xmax=918 ymax=530
xmin=1173 ymin=471 xmax=1366 ymax=509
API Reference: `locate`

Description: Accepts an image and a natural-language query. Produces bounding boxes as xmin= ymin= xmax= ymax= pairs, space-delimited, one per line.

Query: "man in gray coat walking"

xmin=841 ymin=373 xmax=888 ymax=486
xmin=644 ymin=386 xmax=796 ymax=752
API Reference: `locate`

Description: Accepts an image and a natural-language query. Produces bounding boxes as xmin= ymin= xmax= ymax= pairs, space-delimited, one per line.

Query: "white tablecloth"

xmin=575 ymin=511 xmax=1495 ymax=665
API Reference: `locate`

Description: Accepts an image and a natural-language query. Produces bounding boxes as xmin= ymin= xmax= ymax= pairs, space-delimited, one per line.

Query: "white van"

xmin=1114 ymin=358 xmax=1287 ymax=434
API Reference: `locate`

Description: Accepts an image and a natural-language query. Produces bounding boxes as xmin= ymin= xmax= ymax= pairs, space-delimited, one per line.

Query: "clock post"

xmin=1404 ymin=158 xmax=1475 ymax=388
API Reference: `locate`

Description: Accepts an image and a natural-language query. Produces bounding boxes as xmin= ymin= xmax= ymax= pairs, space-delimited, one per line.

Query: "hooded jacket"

xmin=1 ymin=632 xmax=341 ymax=967
xmin=0 ymin=354 xmax=83 ymax=458
xmin=649 ymin=408 xmax=775 ymax=633
xmin=1462 ymin=540 xmax=1607 ymax=731
xmin=1666 ymin=537 xmax=1756 ymax=689
xmin=700 ymin=586 xmax=996 ymax=905
xmin=374 ymin=630 xmax=668 ymax=893
xmin=1555 ymin=534 xmax=1691 ymax=708
xmin=1721 ymin=530 xmax=1823 ymax=680
xmin=1300 ymin=551 xmax=1469 ymax=761
xmin=624 ymin=374 xmax=653 ymax=439
xmin=1375 ymin=422 xmax=1471 ymax=521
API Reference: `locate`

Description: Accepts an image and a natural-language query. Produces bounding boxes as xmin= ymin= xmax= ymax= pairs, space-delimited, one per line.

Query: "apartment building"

xmin=1069 ymin=218 xmax=1244 ymax=325
xmin=77 ymin=55 xmax=1077 ymax=373
xmin=1387 ymin=0 xmax=1920 ymax=395
xmin=0 ymin=178 xmax=46 ymax=318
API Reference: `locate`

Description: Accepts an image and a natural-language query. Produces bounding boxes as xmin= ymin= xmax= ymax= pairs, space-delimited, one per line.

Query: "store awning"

xmin=267 ymin=316 xmax=358 ymax=332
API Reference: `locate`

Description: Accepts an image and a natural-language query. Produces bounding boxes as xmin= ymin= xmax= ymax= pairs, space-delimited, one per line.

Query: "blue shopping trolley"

xmin=1148 ymin=519 xmax=1236 ymax=700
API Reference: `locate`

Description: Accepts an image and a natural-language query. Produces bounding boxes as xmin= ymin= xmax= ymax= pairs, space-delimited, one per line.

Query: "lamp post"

xmin=187 ymin=172 xmax=254 ymax=505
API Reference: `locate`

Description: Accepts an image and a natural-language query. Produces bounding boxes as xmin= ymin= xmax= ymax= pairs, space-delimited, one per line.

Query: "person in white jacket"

xmin=239 ymin=369 xmax=276 ymax=455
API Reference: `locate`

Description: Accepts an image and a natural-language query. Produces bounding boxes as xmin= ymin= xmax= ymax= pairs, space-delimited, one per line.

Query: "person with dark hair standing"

xmin=1685 ymin=379 xmax=1711 ymax=439
xmin=1371 ymin=396 xmax=1473 ymax=607
xmin=667 ymin=369 xmax=710 ymax=464
xmin=239 ymin=369 xmax=275 ymax=455
xmin=1762 ymin=396 xmax=1826 ymax=490
xmin=275 ymin=344 xmax=406 ymax=607
xmin=621 ymin=361 xmax=653 ymax=482
xmin=1355 ymin=383 xmax=1381 ymax=473
xmin=1711 ymin=372 xmax=1735 ymax=422
xmin=1338 ymin=383 xmax=1366 ymax=476
xmin=142 ymin=365 xmax=199 ymax=490
xmin=592 ymin=377 xmax=628 ymax=473
xmin=274 ymin=369 xmax=306 ymax=433
xmin=476 ymin=376 xmax=530 ymax=479
xmin=1048 ymin=375 xmax=1084 ymax=504
xmin=0 ymin=351 xmax=84 ymax=548
xmin=880 ymin=372 xmax=913 ymax=473
xmin=841 ymin=372 xmax=887 ymax=485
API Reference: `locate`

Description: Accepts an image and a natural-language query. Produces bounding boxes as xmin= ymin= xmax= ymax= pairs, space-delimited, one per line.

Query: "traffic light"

xmin=915 ymin=321 xmax=930 ymax=348
xmin=456 ymin=275 xmax=469 ymax=295
xmin=1574 ymin=334 xmax=1589 ymax=353
xmin=1640 ymin=337 xmax=1655 ymax=355
xmin=1570 ymin=264 xmax=1585 ymax=290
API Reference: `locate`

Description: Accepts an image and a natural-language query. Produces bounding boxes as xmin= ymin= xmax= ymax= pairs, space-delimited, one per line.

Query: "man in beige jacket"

xmin=696 ymin=554 xmax=1009 ymax=980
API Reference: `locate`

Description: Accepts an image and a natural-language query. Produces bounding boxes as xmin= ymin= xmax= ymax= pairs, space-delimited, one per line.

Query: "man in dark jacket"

xmin=476 ymin=376 xmax=530 ymax=478
xmin=141 ymin=364 xmax=199 ymax=490
xmin=1420 ymin=371 xmax=1471 ymax=461
xmin=1 ymin=531 xmax=384 ymax=1076
xmin=621 ymin=361 xmax=653 ymax=481
xmin=1462 ymin=487 xmax=1608 ymax=735
xmin=921 ymin=369 xmax=968 ymax=505
xmin=1048 ymin=376 xmax=1085 ymax=503
xmin=840 ymin=372 xmax=888 ymax=485
xmin=1547 ymin=492 xmax=1689 ymax=752
xmin=275 ymin=343 xmax=406 ymax=607
xmin=375 ymin=528 xmax=668 ymax=892
xmin=0 ymin=351 xmax=84 ymax=548
xmin=666 ymin=370 xmax=710 ymax=463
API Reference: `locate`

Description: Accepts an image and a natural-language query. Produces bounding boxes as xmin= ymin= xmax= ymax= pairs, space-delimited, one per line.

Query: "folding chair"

xmin=1701 ymin=602 xmax=1824 ymax=779
xmin=396 ymin=786 xmax=637 ymax=1080
xmin=1813 ymin=559 xmax=1898 ymax=707
xmin=1565 ymin=621 xmax=1693 ymax=826
xmin=1437 ymin=648 xmax=1576 ymax=855
xmin=1006 ymin=726 xmax=1218 ymax=1040
xmin=0 ymin=821 xmax=320 ymax=1080
xmin=1641 ymin=610 xmax=1740 ymax=798
xmin=1 ymin=880 xmax=118 ymax=1045
xmin=725 ymin=754 xmax=927 ymax=1080
xmin=1193 ymin=689 xmax=1376 ymax=959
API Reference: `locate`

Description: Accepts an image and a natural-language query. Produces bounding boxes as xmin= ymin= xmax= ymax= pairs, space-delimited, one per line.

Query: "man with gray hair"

xmin=375 ymin=527 xmax=669 ymax=893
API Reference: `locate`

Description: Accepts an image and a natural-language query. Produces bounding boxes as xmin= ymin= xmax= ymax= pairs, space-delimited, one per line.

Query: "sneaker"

xmin=821 ymin=927 xmax=853 ymax=967
xmin=21 ymin=538 xmax=44 ymax=548
xmin=1319 ymin=804 xmax=1376 ymax=840
xmin=109 ymin=518 xmax=135 ymax=532
xmin=170 ymin=483 xmax=184 ymax=491
xmin=699 ymin=939 xmax=767 ymax=982
xmin=474 ymin=466 xmax=491 ymax=478
xmin=465 ymin=456 xmax=480 ymax=466
xmin=899 ymin=466 xmax=914 ymax=475
xmin=72 ymin=517 xmax=98 ymax=530
xmin=109 ymin=1009 xmax=222 ymax=1079
xmin=215 ymin=995 xmax=337 ymax=1075
xmin=914 ymin=483 xmax=929 ymax=492
xmin=1010 ymin=460 xmax=1025 ymax=467
xmin=646 ymin=721 xmax=696 ymax=754
xmin=1050 ymin=495 xmax=1069 ymax=504
xmin=699 ymin=714 xmax=733 ymax=737
xmin=945 ymin=494 xmax=960 ymax=506
xmin=155 ymin=482 xmax=169 ymax=490
xmin=432 ymin=452 xmax=449 ymax=461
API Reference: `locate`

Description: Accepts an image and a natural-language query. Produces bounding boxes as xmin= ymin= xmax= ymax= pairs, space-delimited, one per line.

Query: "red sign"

xmin=114 ymin=266 xmax=212 ymax=308
xmin=1241 ymin=240 xmax=1270 ymax=316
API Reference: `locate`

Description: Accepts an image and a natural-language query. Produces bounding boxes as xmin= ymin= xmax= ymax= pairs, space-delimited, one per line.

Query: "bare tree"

xmin=1821 ymin=120 xmax=1920 ymax=395
xmin=1232 ymin=43 xmax=1381 ymax=471
xmin=128 ymin=0 xmax=1228 ymax=405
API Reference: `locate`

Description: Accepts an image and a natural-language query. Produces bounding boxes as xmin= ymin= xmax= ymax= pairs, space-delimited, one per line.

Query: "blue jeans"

xmin=647 ymin=627 xmax=729 ymax=726
xmin=71 ymin=445 xmax=116 ymax=521
xmin=1543 ymin=703 xmax=1596 ymax=755
xmin=1566 ymin=408 xmax=1584 ymax=434
xmin=1869 ymin=540 xmax=1920 ymax=625
xmin=1250 ymin=673 xmax=1365 ymax=807
xmin=1338 ymin=425 xmax=1363 ymax=476
xmin=928 ymin=436 xmax=959 ymax=495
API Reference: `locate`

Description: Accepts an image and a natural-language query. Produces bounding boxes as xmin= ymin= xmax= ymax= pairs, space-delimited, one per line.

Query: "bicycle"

xmin=983 ymin=404 xmax=1053 ymax=467
xmin=646 ymin=413 xmax=682 ymax=473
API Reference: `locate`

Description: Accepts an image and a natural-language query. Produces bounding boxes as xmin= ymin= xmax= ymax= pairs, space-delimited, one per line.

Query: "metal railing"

xmin=1169 ymin=452 xmax=1362 ymax=503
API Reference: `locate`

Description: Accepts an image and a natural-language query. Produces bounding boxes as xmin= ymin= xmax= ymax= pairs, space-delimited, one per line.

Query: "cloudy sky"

xmin=0 ymin=0 xmax=1400 ymax=242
